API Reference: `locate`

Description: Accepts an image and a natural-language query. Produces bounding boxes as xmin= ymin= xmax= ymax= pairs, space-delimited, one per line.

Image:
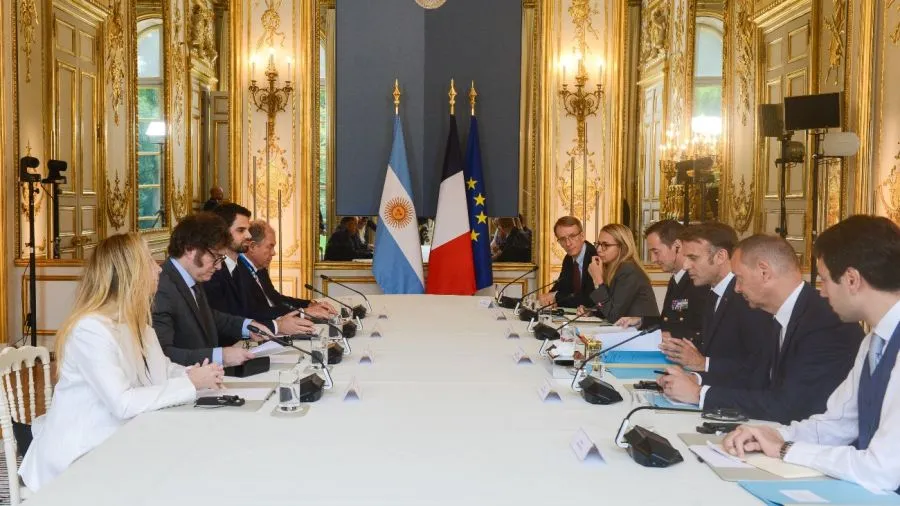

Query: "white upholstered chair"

xmin=0 ymin=346 xmax=52 ymax=505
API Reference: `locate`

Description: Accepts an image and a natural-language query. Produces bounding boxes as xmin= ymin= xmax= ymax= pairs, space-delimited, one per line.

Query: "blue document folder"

xmin=607 ymin=367 xmax=662 ymax=380
xmin=602 ymin=350 xmax=673 ymax=365
xmin=740 ymin=480 xmax=900 ymax=505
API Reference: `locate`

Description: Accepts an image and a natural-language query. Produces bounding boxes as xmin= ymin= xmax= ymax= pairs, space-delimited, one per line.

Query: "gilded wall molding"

xmin=191 ymin=2 xmax=218 ymax=66
xmin=824 ymin=0 xmax=845 ymax=86
xmin=736 ymin=0 xmax=755 ymax=126
xmin=171 ymin=2 xmax=186 ymax=144
xmin=105 ymin=172 xmax=133 ymax=230
xmin=256 ymin=0 xmax=285 ymax=50
xmin=889 ymin=0 xmax=900 ymax=45
xmin=20 ymin=0 xmax=38 ymax=83
xmin=172 ymin=179 xmax=190 ymax=221
xmin=730 ymin=174 xmax=755 ymax=233
xmin=639 ymin=3 xmax=668 ymax=68
xmin=106 ymin=0 xmax=126 ymax=125
xmin=878 ymin=144 xmax=900 ymax=223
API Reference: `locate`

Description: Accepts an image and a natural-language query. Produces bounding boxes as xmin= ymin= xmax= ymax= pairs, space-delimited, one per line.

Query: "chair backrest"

xmin=0 ymin=345 xmax=52 ymax=505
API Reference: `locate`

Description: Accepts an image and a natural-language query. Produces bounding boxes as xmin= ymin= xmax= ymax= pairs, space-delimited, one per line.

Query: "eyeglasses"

xmin=206 ymin=249 xmax=226 ymax=266
xmin=556 ymin=231 xmax=583 ymax=245
xmin=595 ymin=241 xmax=619 ymax=251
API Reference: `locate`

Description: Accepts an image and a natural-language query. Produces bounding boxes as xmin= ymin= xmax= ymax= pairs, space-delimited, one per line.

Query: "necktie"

xmin=252 ymin=270 xmax=274 ymax=307
xmin=668 ymin=276 xmax=677 ymax=291
xmin=572 ymin=257 xmax=582 ymax=291
xmin=869 ymin=334 xmax=886 ymax=372
xmin=771 ymin=318 xmax=783 ymax=380
xmin=190 ymin=285 xmax=200 ymax=308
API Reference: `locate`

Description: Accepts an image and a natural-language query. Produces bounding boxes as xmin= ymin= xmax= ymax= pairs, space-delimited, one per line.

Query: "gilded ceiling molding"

xmin=736 ymin=0 xmax=754 ymax=126
xmin=191 ymin=2 xmax=218 ymax=66
xmin=256 ymin=0 xmax=285 ymax=50
xmin=824 ymin=0 xmax=846 ymax=86
xmin=20 ymin=0 xmax=38 ymax=83
xmin=105 ymin=172 xmax=133 ymax=230
xmin=172 ymin=2 xmax=186 ymax=144
xmin=106 ymin=0 xmax=126 ymax=125
xmin=729 ymin=174 xmax=755 ymax=233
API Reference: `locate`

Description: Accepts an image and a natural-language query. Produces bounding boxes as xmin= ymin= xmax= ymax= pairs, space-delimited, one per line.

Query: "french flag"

xmin=426 ymin=113 xmax=476 ymax=295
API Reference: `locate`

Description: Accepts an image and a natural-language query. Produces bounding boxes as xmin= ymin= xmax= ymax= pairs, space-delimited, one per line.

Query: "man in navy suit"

xmin=659 ymin=222 xmax=773 ymax=389
xmin=204 ymin=204 xmax=314 ymax=337
xmin=660 ymin=234 xmax=863 ymax=423
xmin=538 ymin=216 xmax=596 ymax=308
xmin=724 ymin=216 xmax=900 ymax=493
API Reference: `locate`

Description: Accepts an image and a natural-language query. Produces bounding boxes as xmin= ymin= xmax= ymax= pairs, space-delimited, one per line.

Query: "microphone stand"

xmin=513 ymin=280 xmax=556 ymax=315
xmin=20 ymin=156 xmax=41 ymax=347
xmin=775 ymin=131 xmax=795 ymax=239
xmin=614 ymin=405 xmax=699 ymax=448
xmin=570 ymin=325 xmax=661 ymax=391
xmin=304 ymin=283 xmax=366 ymax=324
xmin=495 ymin=267 xmax=538 ymax=309
xmin=249 ymin=325 xmax=333 ymax=389
xmin=320 ymin=274 xmax=373 ymax=312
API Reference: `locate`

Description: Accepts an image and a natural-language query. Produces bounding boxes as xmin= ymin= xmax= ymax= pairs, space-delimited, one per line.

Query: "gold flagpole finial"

xmin=393 ymin=79 xmax=401 ymax=115
xmin=469 ymin=80 xmax=478 ymax=116
xmin=449 ymin=78 xmax=457 ymax=116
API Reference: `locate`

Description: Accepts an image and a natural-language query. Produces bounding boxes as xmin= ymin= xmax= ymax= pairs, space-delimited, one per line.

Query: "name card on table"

xmin=496 ymin=311 xmax=508 ymax=321
xmin=537 ymin=378 xmax=562 ymax=402
xmin=359 ymin=347 xmax=375 ymax=364
xmin=571 ymin=428 xmax=606 ymax=463
xmin=505 ymin=326 xmax=520 ymax=339
xmin=344 ymin=377 xmax=362 ymax=401
xmin=369 ymin=323 xmax=382 ymax=338
xmin=377 ymin=307 xmax=389 ymax=320
xmin=478 ymin=297 xmax=496 ymax=308
xmin=512 ymin=347 xmax=532 ymax=364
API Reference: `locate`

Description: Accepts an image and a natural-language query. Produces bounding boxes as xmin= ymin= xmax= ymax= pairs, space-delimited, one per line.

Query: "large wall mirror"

xmin=632 ymin=0 xmax=725 ymax=263
xmin=313 ymin=0 xmax=537 ymax=267
xmin=136 ymin=6 xmax=168 ymax=231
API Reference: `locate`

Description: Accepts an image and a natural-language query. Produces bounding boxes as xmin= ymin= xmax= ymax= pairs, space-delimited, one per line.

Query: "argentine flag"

xmin=373 ymin=114 xmax=425 ymax=294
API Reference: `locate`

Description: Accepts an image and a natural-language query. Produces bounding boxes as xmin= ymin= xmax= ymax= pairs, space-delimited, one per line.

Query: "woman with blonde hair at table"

xmin=19 ymin=233 xmax=224 ymax=491
xmin=578 ymin=223 xmax=659 ymax=325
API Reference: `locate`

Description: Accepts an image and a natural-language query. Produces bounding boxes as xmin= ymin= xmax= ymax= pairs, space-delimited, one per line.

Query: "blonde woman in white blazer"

xmin=19 ymin=233 xmax=225 ymax=491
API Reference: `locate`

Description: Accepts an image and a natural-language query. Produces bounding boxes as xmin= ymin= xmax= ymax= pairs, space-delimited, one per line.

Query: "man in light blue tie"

xmin=724 ymin=215 xmax=900 ymax=493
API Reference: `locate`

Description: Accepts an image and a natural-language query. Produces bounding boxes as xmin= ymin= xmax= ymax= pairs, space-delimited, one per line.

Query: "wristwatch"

xmin=779 ymin=441 xmax=794 ymax=460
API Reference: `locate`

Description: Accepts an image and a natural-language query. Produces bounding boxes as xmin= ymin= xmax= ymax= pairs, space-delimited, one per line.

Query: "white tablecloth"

xmin=26 ymin=295 xmax=762 ymax=506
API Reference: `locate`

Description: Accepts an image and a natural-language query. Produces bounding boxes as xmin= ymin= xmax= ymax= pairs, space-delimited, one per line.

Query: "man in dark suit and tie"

xmin=239 ymin=220 xmax=337 ymax=322
xmin=640 ymin=219 xmax=709 ymax=342
xmin=538 ymin=216 xmax=596 ymax=308
xmin=659 ymin=234 xmax=863 ymax=423
xmin=152 ymin=212 xmax=261 ymax=367
xmin=659 ymin=222 xmax=773 ymax=389
xmin=204 ymin=203 xmax=314 ymax=337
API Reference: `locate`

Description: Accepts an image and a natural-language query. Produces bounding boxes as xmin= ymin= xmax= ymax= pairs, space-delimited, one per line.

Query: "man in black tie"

xmin=659 ymin=222 xmax=772 ymax=388
xmin=538 ymin=216 xmax=596 ymax=308
xmin=659 ymin=234 xmax=863 ymax=423
xmin=634 ymin=219 xmax=709 ymax=342
xmin=205 ymin=203 xmax=314 ymax=337
xmin=724 ymin=216 xmax=900 ymax=493
xmin=239 ymin=220 xmax=337 ymax=321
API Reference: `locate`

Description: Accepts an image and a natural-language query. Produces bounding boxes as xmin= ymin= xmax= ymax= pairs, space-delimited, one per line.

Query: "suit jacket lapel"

xmin=777 ymin=283 xmax=811 ymax=370
xmin=163 ymin=260 xmax=214 ymax=344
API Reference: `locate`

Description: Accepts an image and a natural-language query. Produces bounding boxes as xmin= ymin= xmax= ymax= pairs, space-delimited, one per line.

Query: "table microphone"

xmin=320 ymin=274 xmax=372 ymax=312
xmin=531 ymin=312 xmax=587 ymax=341
xmin=248 ymin=325 xmax=333 ymax=400
xmin=495 ymin=266 xmax=537 ymax=309
xmin=614 ymin=405 xmax=695 ymax=467
xmin=304 ymin=283 xmax=367 ymax=319
xmin=569 ymin=324 xmax=661 ymax=391
xmin=518 ymin=301 xmax=555 ymax=322
xmin=513 ymin=281 xmax=557 ymax=314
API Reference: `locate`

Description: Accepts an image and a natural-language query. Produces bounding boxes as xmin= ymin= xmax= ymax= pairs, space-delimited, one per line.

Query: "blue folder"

xmin=602 ymin=350 xmax=674 ymax=365
xmin=644 ymin=392 xmax=700 ymax=410
xmin=607 ymin=367 xmax=662 ymax=380
xmin=740 ymin=480 xmax=900 ymax=505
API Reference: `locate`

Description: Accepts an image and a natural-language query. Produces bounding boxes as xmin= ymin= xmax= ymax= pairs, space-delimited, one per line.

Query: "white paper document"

xmin=588 ymin=329 xmax=662 ymax=352
xmin=688 ymin=443 xmax=753 ymax=469
xmin=778 ymin=489 xmax=828 ymax=503
xmin=250 ymin=340 xmax=290 ymax=357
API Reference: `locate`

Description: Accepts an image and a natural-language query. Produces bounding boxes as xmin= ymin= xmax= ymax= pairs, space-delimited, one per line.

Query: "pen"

xmin=263 ymin=388 xmax=276 ymax=402
xmin=653 ymin=369 xmax=668 ymax=375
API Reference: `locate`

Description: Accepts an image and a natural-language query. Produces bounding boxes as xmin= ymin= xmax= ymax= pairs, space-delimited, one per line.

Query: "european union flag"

xmin=464 ymin=116 xmax=493 ymax=290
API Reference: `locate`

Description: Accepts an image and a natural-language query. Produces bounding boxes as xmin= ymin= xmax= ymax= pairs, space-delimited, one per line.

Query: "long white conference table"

xmin=26 ymin=296 xmax=763 ymax=506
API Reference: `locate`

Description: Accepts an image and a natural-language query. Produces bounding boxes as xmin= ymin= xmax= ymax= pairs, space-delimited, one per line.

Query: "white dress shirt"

xmin=672 ymin=269 xmax=686 ymax=284
xmin=19 ymin=315 xmax=197 ymax=491
xmin=698 ymin=282 xmax=804 ymax=407
xmin=224 ymin=255 xmax=238 ymax=274
xmin=778 ymin=299 xmax=900 ymax=492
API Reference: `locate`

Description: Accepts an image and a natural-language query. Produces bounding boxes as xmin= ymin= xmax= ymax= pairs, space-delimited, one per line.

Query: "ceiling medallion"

xmin=415 ymin=0 xmax=446 ymax=9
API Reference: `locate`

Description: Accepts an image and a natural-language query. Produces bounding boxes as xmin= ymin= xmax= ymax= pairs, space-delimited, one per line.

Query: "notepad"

xmin=739 ymin=480 xmax=900 ymax=506
xmin=250 ymin=340 xmax=290 ymax=357
xmin=689 ymin=444 xmax=753 ymax=469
